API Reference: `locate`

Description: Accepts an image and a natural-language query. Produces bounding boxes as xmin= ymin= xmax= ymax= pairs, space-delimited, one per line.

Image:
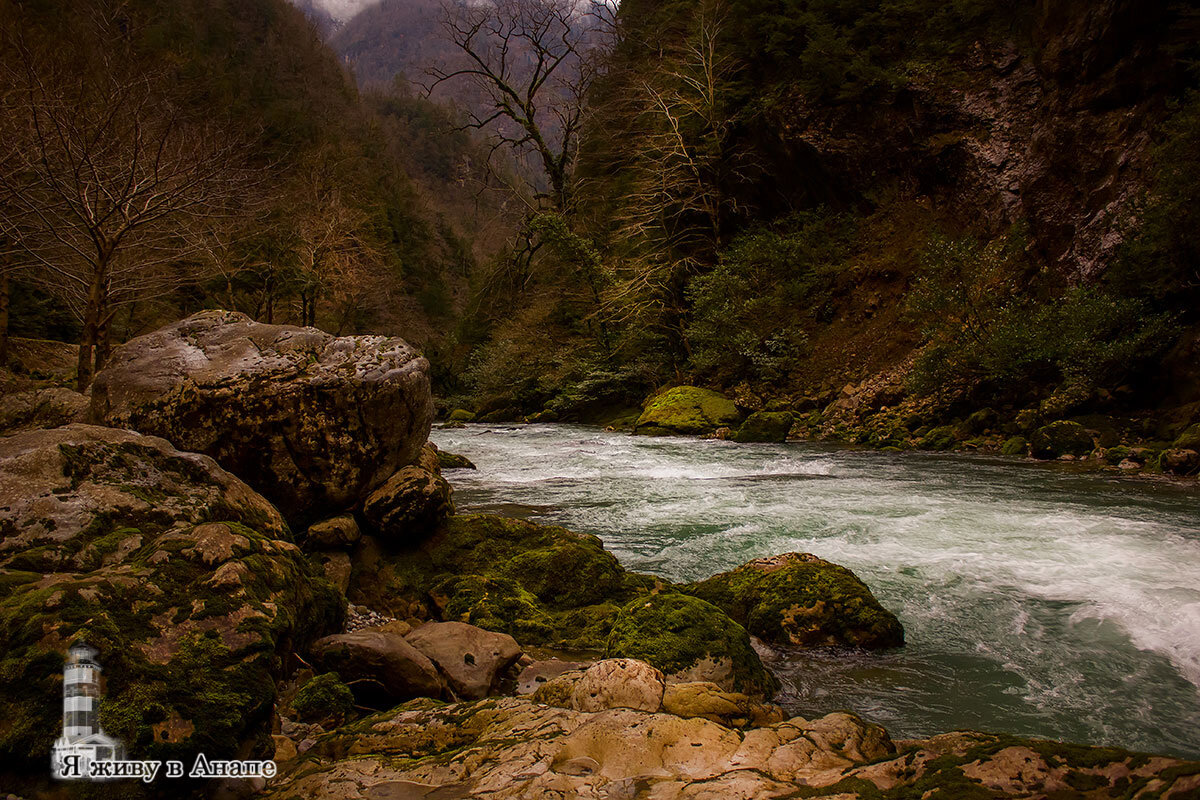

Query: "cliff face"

xmin=755 ymin=0 xmax=1188 ymax=280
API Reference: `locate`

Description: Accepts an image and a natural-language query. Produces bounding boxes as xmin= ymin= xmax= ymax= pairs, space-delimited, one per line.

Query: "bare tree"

xmin=427 ymin=0 xmax=612 ymax=213
xmin=0 ymin=16 xmax=265 ymax=390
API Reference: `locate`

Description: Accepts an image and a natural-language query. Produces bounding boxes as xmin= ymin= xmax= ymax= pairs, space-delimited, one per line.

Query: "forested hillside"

xmin=454 ymin=0 xmax=1200 ymax=455
xmin=0 ymin=0 xmax=511 ymax=390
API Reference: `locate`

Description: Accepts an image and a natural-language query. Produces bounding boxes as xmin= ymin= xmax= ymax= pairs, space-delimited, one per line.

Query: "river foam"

xmin=431 ymin=424 xmax=1200 ymax=757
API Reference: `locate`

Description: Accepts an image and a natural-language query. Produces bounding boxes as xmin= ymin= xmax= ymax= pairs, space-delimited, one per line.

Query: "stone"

xmin=732 ymin=411 xmax=794 ymax=443
xmin=361 ymin=465 xmax=454 ymax=539
xmin=88 ymin=310 xmax=433 ymax=525
xmin=661 ymin=681 xmax=785 ymax=728
xmin=0 ymin=387 xmax=88 ymax=433
xmin=404 ymin=621 xmax=523 ymax=700
xmin=316 ymin=551 xmax=352 ymax=594
xmin=0 ymin=424 xmax=343 ymax=774
xmin=604 ymin=593 xmax=776 ymax=697
xmin=310 ymin=631 xmax=445 ymax=705
xmin=683 ymin=552 xmax=904 ymax=649
xmin=304 ymin=515 xmax=361 ymax=550
xmin=1000 ymin=435 xmax=1027 ymax=456
xmin=633 ymin=387 xmax=741 ymax=436
xmin=517 ymin=659 xmax=590 ymax=696
xmin=1172 ymin=423 xmax=1200 ymax=451
xmin=436 ymin=449 xmax=477 ymax=470
xmin=1030 ymin=420 xmax=1094 ymax=459
xmin=1162 ymin=449 xmax=1199 ymax=475
xmin=448 ymin=408 xmax=476 ymax=422
xmin=570 ymin=659 xmax=666 ymax=713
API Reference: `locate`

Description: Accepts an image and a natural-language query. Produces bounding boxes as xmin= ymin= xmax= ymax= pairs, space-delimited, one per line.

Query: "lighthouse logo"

xmin=50 ymin=641 xmax=125 ymax=781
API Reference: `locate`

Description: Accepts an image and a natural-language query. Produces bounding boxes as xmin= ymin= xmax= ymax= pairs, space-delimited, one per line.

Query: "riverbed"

xmin=430 ymin=423 xmax=1200 ymax=758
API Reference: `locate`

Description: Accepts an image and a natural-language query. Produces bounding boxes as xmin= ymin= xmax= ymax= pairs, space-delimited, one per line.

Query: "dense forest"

xmin=3 ymin=0 xmax=1200 ymax=452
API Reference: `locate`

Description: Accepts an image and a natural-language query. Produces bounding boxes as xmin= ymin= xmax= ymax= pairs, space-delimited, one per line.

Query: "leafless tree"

xmin=0 ymin=18 xmax=266 ymax=390
xmin=426 ymin=0 xmax=614 ymax=214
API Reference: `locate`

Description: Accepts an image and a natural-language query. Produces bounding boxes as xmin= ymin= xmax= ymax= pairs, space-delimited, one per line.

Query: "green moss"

xmin=633 ymin=387 xmax=741 ymax=436
xmin=1030 ymin=420 xmax=1094 ymax=459
xmin=604 ymin=592 xmax=776 ymax=696
xmin=1105 ymin=445 xmax=1132 ymax=464
xmin=448 ymin=409 xmax=476 ymax=422
xmin=918 ymin=425 xmax=957 ymax=451
xmin=732 ymin=411 xmax=794 ymax=443
xmin=292 ymin=673 xmax=354 ymax=722
xmin=1000 ymin=436 xmax=1027 ymax=456
xmin=1173 ymin=424 xmax=1200 ymax=450
xmin=682 ymin=555 xmax=904 ymax=649
xmin=436 ymin=450 xmax=476 ymax=470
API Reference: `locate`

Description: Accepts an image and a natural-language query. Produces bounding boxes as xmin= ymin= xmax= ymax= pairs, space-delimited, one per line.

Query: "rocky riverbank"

xmin=1 ymin=312 xmax=1197 ymax=799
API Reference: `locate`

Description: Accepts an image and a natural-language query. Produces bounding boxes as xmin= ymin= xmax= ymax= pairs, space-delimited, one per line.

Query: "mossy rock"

xmin=1104 ymin=445 xmax=1132 ymax=465
xmin=292 ymin=673 xmax=355 ymax=723
xmin=604 ymin=593 xmax=776 ymax=697
xmin=448 ymin=409 xmax=476 ymax=423
xmin=633 ymin=387 xmax=741 ymax=436
xmin=732 ymin=411 xmax=794 ymax=443
xmin=351 ymin=515 xmax=656 ymax=650
xmin=1000 ymin=436 xmax=1027 ymax=456
xmin=1173 ymin=424 xmax=1200 ymax=451
xmin=1030 ymin=420 xmax=1094 ymax=459
xmin=0 ymin=425 xmax=344 ymax=790
xmin=918 ymin=425 xmax=958 ymax=451
xmin=436 ymin=450 xmax=476 ymax=470
xmin=682 ymin=553 xmax=904 ymax=649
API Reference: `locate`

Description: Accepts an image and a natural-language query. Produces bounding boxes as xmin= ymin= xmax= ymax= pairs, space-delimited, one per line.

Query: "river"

xmin=430 ymin=423 xmax=1200 ymax=758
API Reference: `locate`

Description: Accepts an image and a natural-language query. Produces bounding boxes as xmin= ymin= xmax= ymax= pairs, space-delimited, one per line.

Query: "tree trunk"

xmin=0 ymin=273 xmax=10 ymax=369
xmin=75 ymin=264 xmax=106 ymax=391
xmin=94 ymin=307 xmax=114 ymax=374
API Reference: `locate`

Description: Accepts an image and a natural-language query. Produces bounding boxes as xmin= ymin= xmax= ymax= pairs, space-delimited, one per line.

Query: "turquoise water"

xmin=430 ymin=424 xmax=1200 ymax=758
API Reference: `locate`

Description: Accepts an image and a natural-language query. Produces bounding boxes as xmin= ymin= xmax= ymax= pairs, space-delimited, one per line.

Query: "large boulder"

xmin=683 ymin=553 xmax=904 ymax=649
xmin=310 ymin=631 xmax=445 ymax=706
xmin=0 ymin=387 xmax=88 ymax=433
xmin=361 ymin=465 xmax=453 ymax=539
xmin=633 ymin=387 xmax=741 ymax=436
xmin=0 ymin=424 xmax=342 ymax=785
xmin=1029 ymin=420 xmax=1094 ymax=459
xmin=604 ymin=593 xmax=777 ymax=698
xmin=404 ymin=621 xmax=523 ymax=700
xmin=732 ymin=411 xmax=794 ymax=443
xmin=88 ymin=310 xmax=433 ymax=525
xmin=570 ymin=658 xmax=666 ymax=713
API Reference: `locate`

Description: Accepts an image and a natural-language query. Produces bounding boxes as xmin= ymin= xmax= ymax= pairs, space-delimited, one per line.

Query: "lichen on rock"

xmin=633 ymin=386 xmax=742 ymax=436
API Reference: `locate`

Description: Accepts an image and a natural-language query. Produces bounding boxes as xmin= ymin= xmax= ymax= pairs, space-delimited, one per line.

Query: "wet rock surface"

xmin=88 ymin=310 xmax=433 ymax=526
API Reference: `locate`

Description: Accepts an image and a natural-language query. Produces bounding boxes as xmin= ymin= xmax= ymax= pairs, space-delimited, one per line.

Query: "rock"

xmin=661 ymin=681 xmax=784 ymax=728
xmin=963 ymin=408 xmax=999 ymax=434
xmin=310 ymin=631 xmax=445 ymax=705
xmin=404 ymin=621 xmax=523 ymax=700
xmin=732 ymin=411 xmax=794 ymax=443
xmin=684 ymin=553 xmax=904 ymax=649
xmin=1103 ymin=444 xmax=1132 ymax=464
xmin=436 ymin=449 xmax=477 ymax=470
xmin=570 ymin=659 xmax=666 ymax=713
xmin=262 ymin=694 xmax=1200 ymax=799
xmin=350 ymin=514 xmax=651 ymax=650
xmin=1162 ymin=449 xmax=1199 ymax=475
xmin=304 ymin=515 xmax=361 ymax=550
xmin=633 ymin=387 xmax=741 ymax=436
xmin=1173 ymin=423 xmax=1200 ymax=451
xmin=0 ymin=424 xmax=343 ymax=774
xmin=1000 ymin=435 xmax=1027 ymax=456
xmin=918 ymin=425 xmax=958 ymax=450
xmin=1030 ymin=420 xmax=1094 ymax=459
xmin=604 ymin=593 xmax=777 ymax=697
xmin=479 ymin=407 xmax=522 ymax=423
xmin=517 ymin=659 xmax=589 ymax=696
xmin=316 ymin=551 xmax=352 ymax=594
xmin=361 ymin=465 xmax=454 ymax=539
xmin=0 ymin=387 xmax=88 ymax=432
xmin=88 ymin=310 xmax=433 ymax=526
xmin=527 ymin=409 xmax=560 ymax=423
xmin=448 ymin=408 xmax=476 ymax=422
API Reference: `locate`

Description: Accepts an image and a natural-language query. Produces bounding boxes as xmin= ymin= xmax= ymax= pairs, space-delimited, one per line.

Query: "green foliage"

xmin=908 ymin=233 xmax=1178 ymax=405
xmin=686 ymin=211 xmax=849 ymax=384
xmin=292 ymin=672 xmax=355 ymax=722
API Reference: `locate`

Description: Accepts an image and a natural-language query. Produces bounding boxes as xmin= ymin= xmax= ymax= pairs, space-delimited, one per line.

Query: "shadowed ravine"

xmin=432 ymin=423 xmax=1200 ymax=759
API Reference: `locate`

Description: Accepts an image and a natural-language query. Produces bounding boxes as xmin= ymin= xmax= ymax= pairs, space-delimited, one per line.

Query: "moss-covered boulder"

xmin=437 ymin=449 xmax=477 ymax=470
xmin=1001 ymin=435 xmax=1028 ymax=456
xmin=732 ymin=411 xmax=794 ymax=443
xmin=350 ymin=515 xmax=657 ymax=650
xmin=1030 ymin=420 xmax=1094 ymax=459
xmin=682 ymin=553 xmax=904 ymax=649
xmin=291 ymin=673 xmax=355 ymax=723
xmin=633 ymin=387 xmax=741 ymax=436
xmin=88 ymin=310 xmax=434 ymax=526
xmin=0 ymin=424 xmax=343 ymax=791
xmin=448 ymin=408 xmax=476 ymax=423
xmin=604 ymin=593 xmax=776 ymax=697
xmin=1173 ymin=423 xmax=1200 ymax=451
xmin=362 ymin=465 xmax=454 ymax=539
xmin=918 ymin=425 xmax=958 ymax=450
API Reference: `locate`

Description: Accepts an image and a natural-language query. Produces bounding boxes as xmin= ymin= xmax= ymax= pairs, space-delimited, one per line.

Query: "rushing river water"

xmin=430 ymin=424 xmax=1200 ymax=758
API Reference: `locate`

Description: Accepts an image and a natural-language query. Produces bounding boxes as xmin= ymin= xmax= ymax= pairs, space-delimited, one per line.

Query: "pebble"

xmin=343 ymin=602 xmax=399 ymax=633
